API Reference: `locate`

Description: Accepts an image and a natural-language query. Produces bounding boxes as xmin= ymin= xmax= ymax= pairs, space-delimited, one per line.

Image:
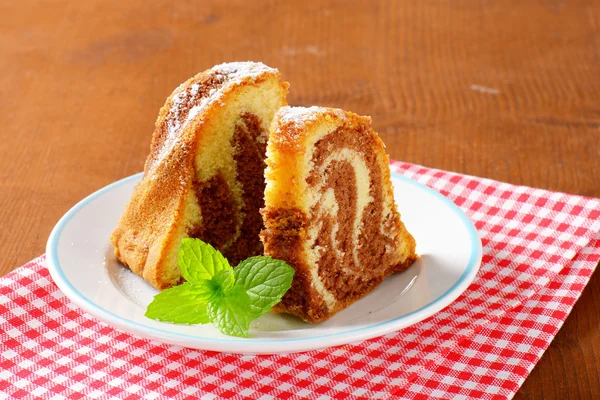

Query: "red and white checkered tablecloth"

xmin=1 ymin=161 xmax=599 ymax=400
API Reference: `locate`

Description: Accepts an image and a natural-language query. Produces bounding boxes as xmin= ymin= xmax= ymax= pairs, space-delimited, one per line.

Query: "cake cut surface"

xmin=111 ymin=62 xmax=289 ymax=290
xmin=261 ymin=106 xmax=417 ymax=322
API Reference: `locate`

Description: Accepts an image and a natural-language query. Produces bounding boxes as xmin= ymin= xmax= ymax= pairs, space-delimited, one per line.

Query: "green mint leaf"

xmin=178 ymin=238 xmax=231 ymax=282
xmin=145 ymin=282 xmax=212 ymax=324
xmin=211 ymin=269 xmax=235 ymax=294
xmin=181 ymin=280 xmax=218 ymax=300
xmin=233 ymin=256 xmax=295 ymax=316
xmin=207 ymin=289 xmax=253 ymax=337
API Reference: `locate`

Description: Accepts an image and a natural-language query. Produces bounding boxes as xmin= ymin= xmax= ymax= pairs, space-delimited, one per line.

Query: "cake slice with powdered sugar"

xmin=261 ymin=106 xmax=417 ymax=322
xmin=111 ymin=62 xmax=289 ymax=290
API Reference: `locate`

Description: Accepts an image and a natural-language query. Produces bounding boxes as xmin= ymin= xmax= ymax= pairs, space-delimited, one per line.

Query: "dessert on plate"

xmin=261 ymin=106 xmax=417 ymax=322
xmin=111 ymin=62 xmax=289 ymax=290
xmin=111 ymin=62 xmax=416 ymax=323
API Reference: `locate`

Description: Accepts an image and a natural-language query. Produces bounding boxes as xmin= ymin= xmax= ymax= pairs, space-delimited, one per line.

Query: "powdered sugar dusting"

xmin=212 ymin=61 xmax=277 ymax=80
xmin=149 ymin=62 xmax=277 ymax=172
xmin=277 ymin=106 xmax=346 ymax=130
xmin=185 ymin=88 xmax=219 ymax=129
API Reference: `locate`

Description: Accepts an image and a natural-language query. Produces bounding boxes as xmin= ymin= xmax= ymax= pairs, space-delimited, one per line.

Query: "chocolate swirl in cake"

xmin=189 ymin=112 xmax=267 ymax=265
xmin=306 ymin=123 xmax=399 ymax=306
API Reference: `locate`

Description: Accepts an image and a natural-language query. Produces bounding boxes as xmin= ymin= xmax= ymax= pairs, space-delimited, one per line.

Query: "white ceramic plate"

xmin=47 ymin=171 xmax=481 ymax=354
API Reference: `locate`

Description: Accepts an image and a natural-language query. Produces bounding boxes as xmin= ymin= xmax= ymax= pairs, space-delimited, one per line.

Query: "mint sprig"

xmin=178 ymin=239 xmax=230 ymax=281
xmin=145 ymin=238 xmax=294 ymax=338
xmin=234 ymin=256 xmax=295 ymax=317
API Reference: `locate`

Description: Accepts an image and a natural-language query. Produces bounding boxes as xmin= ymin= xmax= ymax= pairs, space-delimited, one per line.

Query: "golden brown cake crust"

xmin=111 ymin=62 xmax=289 ymax=290
xmin=261 ymin=106 xmax=417 ymax=322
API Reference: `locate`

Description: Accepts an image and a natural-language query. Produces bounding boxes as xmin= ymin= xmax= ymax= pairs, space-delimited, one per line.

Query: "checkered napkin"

xmin=1 ymin=161 xmax=599 ymax=400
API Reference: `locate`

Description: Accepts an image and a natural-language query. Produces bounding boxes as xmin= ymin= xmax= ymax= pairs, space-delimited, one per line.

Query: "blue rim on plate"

xmin=46 ymin=171 xmax=482 ymax=345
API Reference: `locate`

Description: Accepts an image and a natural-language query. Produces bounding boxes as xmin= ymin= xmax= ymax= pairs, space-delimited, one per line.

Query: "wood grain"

xmin=1 ymin=0 xmax=598 ymax=397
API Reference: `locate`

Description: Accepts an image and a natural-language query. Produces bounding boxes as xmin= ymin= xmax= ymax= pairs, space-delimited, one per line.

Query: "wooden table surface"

xmin=1 ymin=0 xmax=599 ymax=397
